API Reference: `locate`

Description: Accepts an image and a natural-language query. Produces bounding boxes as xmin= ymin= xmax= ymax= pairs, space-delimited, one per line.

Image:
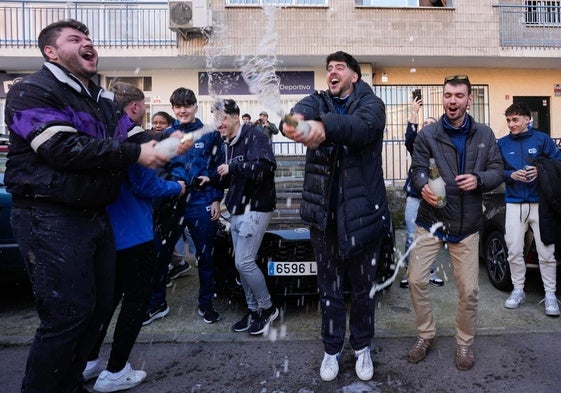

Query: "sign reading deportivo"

xmin=198 ymin=71 xmax=314 ymax=96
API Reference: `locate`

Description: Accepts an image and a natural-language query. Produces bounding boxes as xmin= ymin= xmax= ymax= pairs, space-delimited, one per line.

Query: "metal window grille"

xmin=525 ymin=1 xmax=561 ymax=26
xmin=373 ymin=84 xmax=490 ymax=185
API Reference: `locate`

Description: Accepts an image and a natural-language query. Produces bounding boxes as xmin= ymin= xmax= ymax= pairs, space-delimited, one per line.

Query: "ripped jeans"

xmin=230 ymin=211 xmax=273 ymax=312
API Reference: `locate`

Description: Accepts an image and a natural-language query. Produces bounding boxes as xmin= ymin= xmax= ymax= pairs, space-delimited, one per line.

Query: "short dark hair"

xmin=152 ymin=111 xmax=174 ymax=125
xmin=38 ymin=19 xmax=89 ymax=61
xmin=326 ymin=51 xmax=361 ymax=79
xmin=443 ymin=75 xmax=472 ymax=96
xmin=505 ymin=102 xmax=532 ymax=118
xmin=242 ymin=113 xmax=251 ymax=120
xmin=212 ymin=98 xmax=240 ymax=116
xmin=223 ymin=99 xmax=240 ymax=115
xmin=109 ymin=81 xmax=144 ymax=110
xmin=170 ymin=87 xmax=197 ymax=106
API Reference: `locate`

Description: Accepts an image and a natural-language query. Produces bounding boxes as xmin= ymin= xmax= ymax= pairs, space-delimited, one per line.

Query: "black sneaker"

xmin=198 ymin=307 xmax=221 ymax=324
xmin=248 ymin=306 xmax=279 ymax=335
xmin=400 ymin=276 xmax=409 ymax=288
xmin=232 ymin=310 xmax=259 ymax=332
xmin=142 ymin=302 xmax=170 ymax=326
xmin=168 ymin=263 xmax=192 ymax=280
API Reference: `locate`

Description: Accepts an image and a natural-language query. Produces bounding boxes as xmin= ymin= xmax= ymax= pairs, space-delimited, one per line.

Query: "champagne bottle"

xmin=154 ymin=124 xmax=214 ymax=159
xmin=428 ymin=158 xmax=447 ymax=208
xmin=283 ymin=113 xmax=311 ymax=137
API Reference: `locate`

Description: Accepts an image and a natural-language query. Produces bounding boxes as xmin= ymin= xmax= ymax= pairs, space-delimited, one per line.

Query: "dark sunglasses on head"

xmin=444 ymin=75 xmax=470 ymax=83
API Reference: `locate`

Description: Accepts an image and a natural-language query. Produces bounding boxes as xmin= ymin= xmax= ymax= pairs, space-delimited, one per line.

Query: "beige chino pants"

xmin=408 ymin=227 xmax=479 ymax=346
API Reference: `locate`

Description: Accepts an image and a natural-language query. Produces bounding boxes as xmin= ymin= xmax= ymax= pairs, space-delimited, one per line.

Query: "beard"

xmin=58 ymin=51 xmax=98 ymax=81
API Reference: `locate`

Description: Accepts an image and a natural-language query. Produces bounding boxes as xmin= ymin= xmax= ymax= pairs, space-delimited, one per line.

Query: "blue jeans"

xmin=12 ymin=207 xmax=115 ymax=393
xmin=311 ymin=226 xmax=380 ymax=355
xmin=174 ymin=227 xmax=196 ymax=256
xmin=231 ymin=211 xmax=273 ymax=311
xmin=404 ymin=196 xmax=420 ymax=267
xmin=151 ymin=204 xmax=218 ymax=310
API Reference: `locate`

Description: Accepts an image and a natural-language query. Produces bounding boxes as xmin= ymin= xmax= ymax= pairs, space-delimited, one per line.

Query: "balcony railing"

xmin=2 ymin=1 xmax=561 ymax=50
xmin=496 ymin=3 xmax=561 ymax=48
xmin=0 ymin=0 xmax=177 ymax=48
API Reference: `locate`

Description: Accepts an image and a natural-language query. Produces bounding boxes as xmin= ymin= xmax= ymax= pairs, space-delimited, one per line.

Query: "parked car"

xmin=480 ymin=183 xmax=542 ymax=291
xmin=214 ymin=155 xmax=396 ymax=298
xmin=0 ymin=136 xmax=27 ymax=282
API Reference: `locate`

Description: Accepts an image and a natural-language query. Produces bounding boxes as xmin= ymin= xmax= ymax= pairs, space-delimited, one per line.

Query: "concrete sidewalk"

xmin=1 ymin=230 xmax=560 ymax=346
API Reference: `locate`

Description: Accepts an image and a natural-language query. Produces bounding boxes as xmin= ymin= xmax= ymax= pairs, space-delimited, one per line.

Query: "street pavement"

xmin=1 ymin=230 xmax=560 ymax=392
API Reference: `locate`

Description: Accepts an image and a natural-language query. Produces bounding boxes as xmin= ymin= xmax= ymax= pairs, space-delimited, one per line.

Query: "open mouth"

xmin=447 ymin=107 xmax=459 ymax=115
xmin=330 ymin=78 xmax=340 ymax=87
xmin=81 ymin=50 xmax=95 ymax=61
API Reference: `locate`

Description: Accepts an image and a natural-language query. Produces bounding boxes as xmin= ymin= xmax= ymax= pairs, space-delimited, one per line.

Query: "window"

xmin=372 ymin=83 xmax=489 ymax=185
xmin=355 ymin=0 xmax=447 ymax=6
xmin=226 ymin=0 xmax=327 ymax=5
xmin=356 ymin=0 xmax=416 ymax=5
xmin=526 ymin=1 xmax=561 ymax=25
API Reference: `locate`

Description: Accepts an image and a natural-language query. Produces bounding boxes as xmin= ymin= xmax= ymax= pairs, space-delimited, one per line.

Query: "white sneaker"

xmin=504 ymin=289 xmax=526 ymax=309
xmin=540 ymin=294 xmax=561 ymax=317
xmin=355 ymin=346 xmax=374 ymax=381
xmin=83 ymin=358 xmax=106 ymax=381
xmin=429 ymin=272 xmax=444 ymax=287
xmin=319 ymin=352 xmax=340 ymax=382
xmin=93 ymin=362 xmax=147 ymax=393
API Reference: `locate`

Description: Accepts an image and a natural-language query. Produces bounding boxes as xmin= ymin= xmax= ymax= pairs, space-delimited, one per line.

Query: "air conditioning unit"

xmin=169 ymin=0 xmax=211 ymax=32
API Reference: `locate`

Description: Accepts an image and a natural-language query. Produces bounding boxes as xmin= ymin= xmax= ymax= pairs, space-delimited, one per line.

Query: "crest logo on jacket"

xmin=229 ymin=155 xmax=244 ymax=164
xmin=528 ymin=147 xmax=537 ymax=155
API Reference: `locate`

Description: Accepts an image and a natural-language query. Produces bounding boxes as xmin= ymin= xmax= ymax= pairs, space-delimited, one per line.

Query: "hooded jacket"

xmin=536 ymin=157 xmax=561 ymax=258
xmin=106 ymin=117 xmax=183 ymax=250
xmin=411 ymin=115 xmax=503 ymax=238
xmin=218 ymin=124 xmax=276 ymax=215
xmin=291 ymin=79 xmax=390 ymax=257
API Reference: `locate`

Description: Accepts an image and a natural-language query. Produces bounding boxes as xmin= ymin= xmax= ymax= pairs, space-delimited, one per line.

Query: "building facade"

xmin=1 ymin=0 xmax=560 ymax=181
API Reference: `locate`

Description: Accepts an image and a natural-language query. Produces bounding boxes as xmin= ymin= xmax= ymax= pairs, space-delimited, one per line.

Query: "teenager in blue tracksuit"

xmin=146 ymin=88 xmax=225 ymax=325
xmin=498 ymin=102 xmax=561 ymax=316
xmin=83 ymin=83 xmax=187 ymax=392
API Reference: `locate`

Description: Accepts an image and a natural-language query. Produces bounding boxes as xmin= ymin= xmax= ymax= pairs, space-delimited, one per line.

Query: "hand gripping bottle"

xmin=428 ymin=158 xmax=447 ymax=208
xmin=283 ymin=114 xmax=311 ymax=137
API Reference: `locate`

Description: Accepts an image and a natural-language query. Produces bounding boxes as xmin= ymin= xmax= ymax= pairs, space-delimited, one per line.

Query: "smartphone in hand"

xmin=190 ymin=177 xmax=205 ymax=191
xmin=412 ymin=89 xmax=422 ymax=105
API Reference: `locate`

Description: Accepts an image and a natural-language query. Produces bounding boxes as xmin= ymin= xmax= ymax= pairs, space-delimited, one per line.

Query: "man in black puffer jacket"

xmin=282 ymin=51 xmax=390 ymax=383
